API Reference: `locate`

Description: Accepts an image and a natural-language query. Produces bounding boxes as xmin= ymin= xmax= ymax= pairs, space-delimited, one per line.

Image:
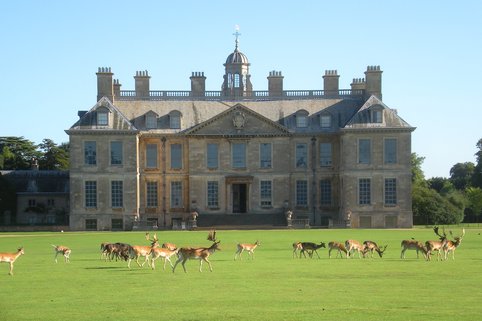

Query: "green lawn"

xmin=0 ymin=227 xmax=480 ymax=321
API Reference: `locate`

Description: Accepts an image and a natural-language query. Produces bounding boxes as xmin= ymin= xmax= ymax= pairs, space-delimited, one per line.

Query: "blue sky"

xmin=1 ymin=1 xmax=481 ymax=178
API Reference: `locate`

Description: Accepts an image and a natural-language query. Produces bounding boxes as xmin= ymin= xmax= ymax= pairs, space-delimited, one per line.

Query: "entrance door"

xmin=232 ymin=183 xmax=247 ymax=213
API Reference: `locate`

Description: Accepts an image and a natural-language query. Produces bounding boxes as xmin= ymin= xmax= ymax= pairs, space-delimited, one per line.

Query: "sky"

xmin=1 ymin=1 xmax=481 ymax=178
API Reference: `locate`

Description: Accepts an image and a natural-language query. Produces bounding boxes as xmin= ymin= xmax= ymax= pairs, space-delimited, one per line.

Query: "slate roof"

xmin=0 ymin=170 xmax=69 ymax=194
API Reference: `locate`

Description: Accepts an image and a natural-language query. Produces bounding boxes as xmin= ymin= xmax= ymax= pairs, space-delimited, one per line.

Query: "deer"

xmin=0 ymin=247 xmax=25 ymax=275
xmin=173 ymin=240 xmax=221 ymax=273
xmin=234 ymin=240 xmax=260 ymax=260
xmin=292 ymin=242 xmax=303 ymax=258
xmin=345 ymin=240 xmax=366 ymax=259
xmin=126 ymin=233 xmax=159 ymax=268
xmin=425 ymin=226 xmax=448 ymax=261
xmin=162 ymin=242 xmax=177 ymax=251
xmin=363 ymin=241 xmax=388 ymax=258
xmin=298 ymin=242 xmax=326 ymax=259
xmin=328 ymin=241 xmax=348 ymax=258
xmin=150 ymin=247 xmax=180 ymax=270
xmin=51 ymin=245 xmax=71 ymax=263
xmin=400 ymin=239 xmax=428 ymax=259
xmin=443 ymin=228 xmax=465 ymax=260
xmin=207 ymin=229 xmax=217 ymax=242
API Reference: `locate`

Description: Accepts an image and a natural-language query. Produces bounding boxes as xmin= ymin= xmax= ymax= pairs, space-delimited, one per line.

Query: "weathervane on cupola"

xmin=222 ymin=25 xmax=253 ymax=98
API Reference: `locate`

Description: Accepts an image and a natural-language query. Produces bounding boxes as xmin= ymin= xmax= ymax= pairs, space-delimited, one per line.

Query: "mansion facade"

xmin=66 ymin=39 xmax=415 ymax=230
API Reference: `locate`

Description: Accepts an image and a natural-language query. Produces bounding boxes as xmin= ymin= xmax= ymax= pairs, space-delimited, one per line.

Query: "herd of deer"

xmin=0 ymin=227 xmax=466 ymax=275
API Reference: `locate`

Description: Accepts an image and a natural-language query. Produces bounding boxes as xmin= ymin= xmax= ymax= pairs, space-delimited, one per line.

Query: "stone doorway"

xmin=232 ymin=183 xmax=247 ymax=213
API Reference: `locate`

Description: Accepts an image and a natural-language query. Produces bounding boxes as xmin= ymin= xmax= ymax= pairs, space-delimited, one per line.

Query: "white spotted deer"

xmin=0 ymin=247 xmax=25 ymax=275
xmin=400 ymin=239 xmax=428 ymax=259
xmin=345 ymin=240 xmax=365 ymax=259
xmin=363 ymin=241 xmax=388 ymax=258
xmin=443 ymin=228 xmax=465 ymax=260
xmin=127 ymin=233 xmax=159 ymax=268
xmin=234 ymin=240 xmax=260 ymax=260
xmin=51 ymin=245 xmax=71 ymax=263
xmin=328 ymin=241 xmax=348 ymax=258
xmin=425 ymin=226 xmax=448 ymax=261
xmin=150 ymin=247 xmax=180 ymax=270
xmin=173 ymin=241 xmax=221 ymax=273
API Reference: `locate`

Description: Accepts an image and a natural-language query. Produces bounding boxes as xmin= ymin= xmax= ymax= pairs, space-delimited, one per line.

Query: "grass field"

xmin=0 ymin=227 xmax=481 ymax=321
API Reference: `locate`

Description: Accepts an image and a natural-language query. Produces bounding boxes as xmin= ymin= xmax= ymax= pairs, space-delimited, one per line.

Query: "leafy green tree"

xmin=466 ymin=187 xmax=482 ymax=223
xmin=473 ymin=138 xmax=482 ymax=188
xmin=0 ymin=136 xmax=40 ymax=170
xmin=428 ymin=177 xmax=453 ymax=194
xmin=38 ymin=139 xmax=69 ymax=170
xmin=449 ymin=162 xmax=475 ymax=190
xmin=411 ymin=153 xmax=426 ymax=186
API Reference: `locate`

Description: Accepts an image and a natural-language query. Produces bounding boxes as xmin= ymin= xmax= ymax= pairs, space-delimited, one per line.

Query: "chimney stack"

xmin=135 ymin=70 xmax=150 ymax=99
xmin=364 ymin=65 xmax=383 ymax=100
xmin=267 ymin=71 xmax=284 ymax=97
xmin=323 ymin=70 xmax=339 ymax=97
xmin=190 ymin=72 xmax=206 ymax=97
xmin=96 ymin=67 xmax=113 ymax=102
xmin=113 ymin=79 xmax=122 ymax=99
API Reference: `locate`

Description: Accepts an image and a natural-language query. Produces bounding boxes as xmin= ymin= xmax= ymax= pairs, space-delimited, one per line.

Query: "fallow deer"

xmin=425 ymin=226 xmax=448 ymax=261
xmin=363 ymin=241 xmax=387 ymax=258
xmin=299 ymin=242 xmax=326 ymax=259
xmin=345 ymin=240 xmax=365 ymax=259
xmin=328 ymin=241 xmax=348 ymax=258
xmin=0 ymin=247 xmax=25 ymax=275
xmin=443 ymin=228 xmax=465 ymax=260
xmin=127 ymin=233 xmax=159 ymax=268
xmin=400 ymin=239 xmax=428 ymax=259
xmin=292 ymin=242 xmax=303 ymax=258
xmin=150 ymin=247 xmax=180 ymax=270
xmin=173 ymin=241 xmax=221 ymax=273
xmin=234 ymin=241 xmax=260 ymax=260
xmin=52 ymin=245 xmax=71 ymax=263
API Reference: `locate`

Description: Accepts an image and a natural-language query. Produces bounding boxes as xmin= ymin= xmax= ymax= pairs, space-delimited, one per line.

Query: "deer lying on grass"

xmin=126 ymin=233 xmax=159 ymax=268
xmin=52 ymin=245 xmax=71 ymax=263
xmin=443 ymin=228 xmax=465 ymax=260
xmin=328 ymin=241 xmax=348 ymax=258
xmin=425 ymin=226 xmax=448 ymax=261
xmin=299 ymin=242 xmax=326 ymax=259
xmin=0 ymin=247 xmax=24 ymax=275
xmin=345 ymin=240 xmax=365 ymax=259
xmin=363 ymin=241 xmax=388 ymax=258
xmin=400 ymin=239 xmax=428 ymax=259
xmin=173 ymin=241 xmax=221 ymax=273
xmin=234 ymin=241 xmax=260 ymax=260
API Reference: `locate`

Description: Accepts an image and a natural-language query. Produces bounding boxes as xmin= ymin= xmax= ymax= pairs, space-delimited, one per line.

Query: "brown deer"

xmin=363 ymin=241 xmax=387 ymax=258
xmin=52 ymin=245 xmax=71 ymax=263
xmin=234 ymin=241 xmax=260 ymax=260
xmin=127 ymin=233 xmax=159 ymax=268
xmin=400 ymin=239 xmax=428 ymax=259
xmin=162 ymin=242 xmax=177 ymax=251
xmin=0 ymin=247 xmax=25 ymax=275
xmin=443 ymin=228 xmax=465 ymax=260
xmin=173 ymin=241 xmax=221 ymax=273
xmin=299 ymin=242 xmax=326 ymax=259
xmin=150 ymin=247 xmax=180 ymax=270
xmin=292 ymin=242 xmax=303 ymax=258
xmin=328 ymin=241 xmax=348 ymax=258
xmin=425 ymin=226 xmax=448 ymax=261
xmin=345 ymin=240 xmax=365 ymax=259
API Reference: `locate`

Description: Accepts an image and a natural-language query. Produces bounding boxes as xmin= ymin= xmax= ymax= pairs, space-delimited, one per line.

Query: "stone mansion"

xmin=66 ymin=38 xmax=415 ymax=231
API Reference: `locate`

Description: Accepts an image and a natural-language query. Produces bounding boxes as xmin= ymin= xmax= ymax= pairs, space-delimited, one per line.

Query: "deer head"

xmin=377 ymin=245 xmax=388 ymax=257
xmin=433 ymin=226 xmax=447 ymax=241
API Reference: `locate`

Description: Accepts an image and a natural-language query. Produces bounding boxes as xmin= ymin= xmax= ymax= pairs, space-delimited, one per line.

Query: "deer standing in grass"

xmin=425 ymin=226 xmax=448 ymax=261
xmin=173 ymin=241 xmax=221 ymax=273
xmin=127 ymin=233 xmax=159 ymax=268
xmin=52 ymin=245 xmax=71 ymax=263
xmin=345 ymin=240 xmax=366 ymax=259
xmin=298 ymin=242 xmax=326 ymax=259
xmin=292 ymin=242 xmax=303 ymax=258
xmin=0 ymin=247 xmax=24 ymax=275
xmin=400 ymin=239 xmax=428 ymax=259
xmin=234 ymin=241 xmax=260 ymax=260
xmin=363 ymin=241 xmax=388 ymax=258
xmin=328 ymin=241 xmax=348 ymax=258
xmin=150 ymin=247 xmax=179 ymax=270
xmin=443 ymin=229 xmax=465 ymax=260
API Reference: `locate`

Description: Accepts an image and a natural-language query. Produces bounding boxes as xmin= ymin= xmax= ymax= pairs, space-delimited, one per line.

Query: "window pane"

xmin=296 ymin=180 xmax=308 ymax=207
xmin=359 ymin=178 xmax=371 ymax=205
xmin=320 ymin=115 xmax=332 ymax=128
xmin=234 ymin=73 xmax=240 ymax=88
xmin=171 ymin=181 xmax=182 ymax=208
xmin=296 ymin=143 xmax=307 ymax=168
xmin=170 ymin=115 xmax=180 ymax=129
xmin=358 ymin=139 xmax=371 ymax=164
xmin=320 ymin=179 xmax=332 ymax=205
xmin=372 ymin=110 xmax=382 ymax=123
xmin=232 ymin=143 xmax=246 ymax=168
xmin=97 ymin=112 xmax=108 ymax=126
xmin=320 ymin=143 xmax=332 ymax=166
xmin=146 ymin=182 xmax=158 ymax=207
xmin=385 ymin=178 xmax=397 ymax=205
xmin=384 ymin=138 xmax=397 ymax=164
xmin=171 ymin=144 xmax=182 ymax=169
xmin=111 ymin=180 xmax=123 ymax=208
xmin=207 ymin=143 xmax=219 ymax=168
xmin=260 ymin=143 xmax=272 ymax=168
xmin=146 ymin=144 xmax=158 ymax=168
xmin=84 ymin=141 xmax=97 ymax=165
xmin=146 ymin=115 xmax=157 ymax=129
xmin=110 ymin=141 xmax=123 ymax=165
xmin=85 ymin=219 xmax=97 ymax=230
xmin=85 ymin=181 xmax=97 ymax=208
xmin=260 ymin=180 xmax=272 ymax=207
xmin=207 ymin=181 xmax=219 ymax=208
xmin=296 ymin=115 xmax=308 ymax=128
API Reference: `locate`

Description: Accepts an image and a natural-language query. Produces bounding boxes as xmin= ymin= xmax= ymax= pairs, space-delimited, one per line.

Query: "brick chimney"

xmin=267 ymin=71 xmax=284 ymax=97
xmin=323 ymin=70 xmax=339 ymax=97
xmin=96 ymin=67 xmax=113 ymax=102
xmin=364 ymin=65 xmax=383 ymax=99
xmin=135 ymin=70 xmax=150 ymax=99
xmin=190 ymin=72 xmax=206 ymax=97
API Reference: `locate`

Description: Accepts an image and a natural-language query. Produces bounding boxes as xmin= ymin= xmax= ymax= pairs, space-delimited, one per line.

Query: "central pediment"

xmin=184 ymin=104 xmax=291 ymax=137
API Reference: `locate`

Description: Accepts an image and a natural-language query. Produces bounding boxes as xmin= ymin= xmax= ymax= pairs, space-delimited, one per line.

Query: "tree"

xmin=38 ymin=139 xmax=69 ymax=170
xmin=0 ymin=136 xmax=40 ymax=170
xmin=449 ymin=162 xmax=475 ymax=190
xmin=428 ymin=177 xmax=453 ymax=194
xmin=473 ymin=138 xmax=482 ymax=188
xmin=411 ymin=153 xmax=426 ymax=186
xmin=466 ymin=187 xmax=482 ymax=223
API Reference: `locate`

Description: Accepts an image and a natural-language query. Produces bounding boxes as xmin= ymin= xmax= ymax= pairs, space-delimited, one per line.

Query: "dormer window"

xmin=371 ymin=107 xmax=383 ymax=123
xmin=169 ymin=110 xmax=182 ymax=129
xmin=97 ymin=109 xmax=109 ymax=126
xmin=146 ymin=114 xmax=157 ymax=129
xmin=320 ymin=114 xmax=332 ymax=129
xmin=296 ymin=110 xmax=309 ymax=128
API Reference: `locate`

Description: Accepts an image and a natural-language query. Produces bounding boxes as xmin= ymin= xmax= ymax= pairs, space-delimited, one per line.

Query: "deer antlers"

xmin=433 ymin=226 xmax=447 ymax=241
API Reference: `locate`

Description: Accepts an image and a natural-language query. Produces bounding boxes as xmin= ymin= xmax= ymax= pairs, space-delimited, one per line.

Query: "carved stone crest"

xmin=233 ymin=111 xmax=246 ymax=129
